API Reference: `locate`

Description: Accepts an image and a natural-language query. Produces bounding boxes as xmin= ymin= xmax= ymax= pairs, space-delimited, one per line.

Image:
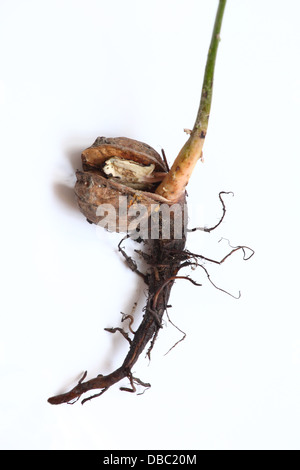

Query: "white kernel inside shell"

xmin=103 ymin=157 xmax=155 ymax=189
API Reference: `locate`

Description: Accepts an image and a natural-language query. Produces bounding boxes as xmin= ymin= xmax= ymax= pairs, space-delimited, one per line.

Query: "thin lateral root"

xmin=104 ymin=327 xmax=132 ymax=344
xmin=164 ymin=308 xmax=187 ymax=356
xmin=119 ymin=372 xmax=151 ymax=394
xmin=187 ymin=191 xmax=234 ymax=233
xmin=81 ymin=387 xmax=108 ymax=405
xmin=152 ymin=276 xmax=202 ymax=310
xmin=118 ymin=235 xmax=147 ymax=282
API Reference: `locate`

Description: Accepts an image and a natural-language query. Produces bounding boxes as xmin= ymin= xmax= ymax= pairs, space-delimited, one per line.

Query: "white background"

xmin=1 ymin=0 xmax=300 ymax=450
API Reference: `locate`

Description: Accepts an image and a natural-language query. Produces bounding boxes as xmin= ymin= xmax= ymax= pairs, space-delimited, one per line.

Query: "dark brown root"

xmin=180 ymin=260 xmax=241 ymax=299
xmin=48 ymin=191 xmax=253 ymax=405
xmin=119 ymin=372 xmax=151 ymax=394
xmin=178 ymin=241 xmax=254 ymax=299
xmin=164 ymin=308 xmax=187 ymax=356
xmin=121 ymin=313 xmax=136 ymax=334
xmin=118 ymin=235 xmax=148 ymax=282
xmin=187 ymin=191 xmax=234 ymax=233
xmin=146 ymin=329 xmax=160 ymax=361
xmin=152 ymin=276 xmax=202 ymax=310
xmin=184 ymin=244 xmax=255 ymax=266
xmin=104 ymin=327 xmax=132 ymax=344
xmin=81 ymin=387 xmax=108 ymax=405
xmin=161 ymin=148 xmax=170 ymax=172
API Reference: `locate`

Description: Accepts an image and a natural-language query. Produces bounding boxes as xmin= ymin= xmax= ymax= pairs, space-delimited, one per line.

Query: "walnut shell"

xmin=75 ymin=170 xmax=170 ymax=230
xmin=81 ymin=136 xmax=167 ymax=173
xmin=74 ymin=137 xmax=170 ymax=234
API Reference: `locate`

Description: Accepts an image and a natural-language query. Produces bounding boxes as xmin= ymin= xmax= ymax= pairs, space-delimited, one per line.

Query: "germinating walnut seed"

xmin=48 ymin=1 xmax=247 ymax=407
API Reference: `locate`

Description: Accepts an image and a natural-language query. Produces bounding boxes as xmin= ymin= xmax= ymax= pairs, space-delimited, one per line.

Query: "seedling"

xmin=48 ymin=0 xmax=253 ymax=405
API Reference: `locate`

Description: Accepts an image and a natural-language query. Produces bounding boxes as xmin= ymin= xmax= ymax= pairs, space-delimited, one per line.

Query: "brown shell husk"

xmin=75 ymin=137 xmax=173 ymax=235
xmin=81 ymin=136 xmax=167 ymax=173
xmin=75 ymin=170 xmax=171 ymax=231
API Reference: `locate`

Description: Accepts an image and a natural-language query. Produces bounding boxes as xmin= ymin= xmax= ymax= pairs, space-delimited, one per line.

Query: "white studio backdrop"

xmin=0 ymin=0 xmax=300 ymax=450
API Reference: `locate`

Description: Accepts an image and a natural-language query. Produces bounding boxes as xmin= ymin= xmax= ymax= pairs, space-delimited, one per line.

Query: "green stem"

xmin=155 ymin=0 xmax=227 ymax=201
xmin=193 ymin=0 xmax=227 ymax=137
